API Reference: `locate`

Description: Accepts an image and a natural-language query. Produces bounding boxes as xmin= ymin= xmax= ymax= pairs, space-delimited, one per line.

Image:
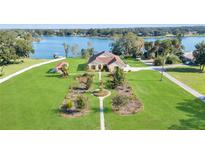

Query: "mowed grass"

xmin=104 ymin=70 xmax=205 ymax=130
xmin=167 ymin=66 xmax=205 ymax=95
xmin=122 ymin=57 xmax=147 ymax=67
xmin=0 ymin=58 xmax=48 ymax=79
xmin=0 ymin=58 xmax=100 ymax=130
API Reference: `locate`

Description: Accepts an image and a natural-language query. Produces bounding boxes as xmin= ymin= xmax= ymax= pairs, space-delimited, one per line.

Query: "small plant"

xmin=166 ymin=54 xmax=181 ymax=64
xmin=75 ymin=95 xmax=88 ymax=109
xmin=76 ymin=73 xmax=94 ymax=90
xmin=112 ymin=95 xmax=129 ymax=110
xmin=66 ymin=100 xmax=73 ymax=109
xmin=154 ymin=56 xmax=164 ymax=66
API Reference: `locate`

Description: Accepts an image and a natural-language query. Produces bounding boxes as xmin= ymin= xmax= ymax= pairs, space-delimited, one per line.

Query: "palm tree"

xmin=193 ymin=41 xmax=205 ymax=72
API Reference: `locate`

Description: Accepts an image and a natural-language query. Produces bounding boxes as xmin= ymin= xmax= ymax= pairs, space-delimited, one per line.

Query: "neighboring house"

xmin=88 ymin=51 xmax=126 ymax=72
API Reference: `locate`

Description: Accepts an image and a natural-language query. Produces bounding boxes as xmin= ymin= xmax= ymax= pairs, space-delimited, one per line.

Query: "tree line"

xmin=5 ymin=26 xmax=205 ymax=38
xmin=0 ymin=31 xmax=34 ymax=65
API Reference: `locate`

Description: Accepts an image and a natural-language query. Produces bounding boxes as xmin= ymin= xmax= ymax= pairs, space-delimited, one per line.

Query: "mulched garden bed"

xmin=59 ymin=87 xmax=89 ymax=118
xmin=112 ymin=84 xmax=143 ymax=115
xmin=59 ymin=108 xmax=89 ymax=118
xmin=93 ymin=89 xmax=109 ymax=97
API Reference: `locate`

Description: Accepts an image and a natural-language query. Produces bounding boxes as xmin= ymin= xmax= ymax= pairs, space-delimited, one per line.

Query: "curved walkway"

xmin=0 ymin=57 xmax=65 ymax=84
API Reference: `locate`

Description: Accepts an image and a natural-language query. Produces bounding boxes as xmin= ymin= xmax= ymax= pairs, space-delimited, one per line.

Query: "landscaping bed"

xmin=59 ymin=90 xmax=89 ymax=118
xmin=93 ymin=89 xmax=109 ymax=97
xmin=112 ymin=84 xmax=143 ymax=115
xmin=59 ymin=72 xmax=94 ymax=118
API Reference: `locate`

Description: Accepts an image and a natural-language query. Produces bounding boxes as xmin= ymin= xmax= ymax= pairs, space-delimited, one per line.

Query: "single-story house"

xmin=87 ymin=51 xmax=126 ymax=72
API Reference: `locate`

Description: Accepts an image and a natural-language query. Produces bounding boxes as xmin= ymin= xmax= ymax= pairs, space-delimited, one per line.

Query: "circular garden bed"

xmin=93 ymin=89 xmax=109 ymax=97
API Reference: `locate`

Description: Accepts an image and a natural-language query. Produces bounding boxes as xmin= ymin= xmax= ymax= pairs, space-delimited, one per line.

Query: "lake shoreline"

xmin=31 ymin=35 xmax=205 ymax=59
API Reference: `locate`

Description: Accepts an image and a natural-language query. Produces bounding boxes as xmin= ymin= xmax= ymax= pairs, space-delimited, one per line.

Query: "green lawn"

xmin=167 ymin=66 xmax=205 ymax=95
xmin=0 ymin=58 xmax=100 ymax=130
xmin=0 ymin=58 xmax=48 ymax=79
xmin=122 ymin=57 xmax=147 ymax=67
xmin=104 ymin=70 xmax=205 ymax=130
xmin=1 ymin=58 xmax=205 ymax=130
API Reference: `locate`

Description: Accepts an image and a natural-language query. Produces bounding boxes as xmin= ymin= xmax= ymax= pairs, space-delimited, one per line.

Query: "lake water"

xmin=31 ymin=36 xmax=205 ymax=59
xmin=31 ymin=36 xmax=113 ymax=59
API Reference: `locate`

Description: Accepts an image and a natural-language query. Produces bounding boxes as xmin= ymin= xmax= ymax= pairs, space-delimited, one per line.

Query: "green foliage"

xmin=144 ymin=39 xmax=184 ymax=61
xmin=112 ymin=95 xmax=129 ymax=109
xmin=193 ymin=41 xmax=205 ymax=72
xmin=77 ymin=73 xmax=94 ymax=90
xmin=28 ymin=26 xmax=205 ymax=37
xmin=81 ymin=41 xmax=94 ymax=59
xmin=66 ymin=100 xmax=73 ymax=109
xmin=81 ymin=48 xmax=94 ymax=59
xmin=0 ymin=31 xmax=34 ymax=65
xmin=111 ymin=32 xmax=144 ymax=57
xmin=85 ymin=74 xmax=93 ymax=90
xmin=110 ymin=67 xmax=125 ymax=88
xmin=75 ymin=95 xmax=88 ymax=109
xmin=154 ymin=56 xmax=164 ymax=66
xmin=166 ymin=54 xmax=181 ymax=64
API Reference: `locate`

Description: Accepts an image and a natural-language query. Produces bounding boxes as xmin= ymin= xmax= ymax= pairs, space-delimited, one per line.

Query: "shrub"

xmin=77 ymin=73 xmax=94 ymax=90
xmin=112 ymin=67 xmax=125 ymax=88
xmin=154 ymin=56 xmax=164 ymax=66
xmin=75 ymin=95 xmax=88 ymax=109
xmin=166 ymin=54 xmax=181 ymax=64
xmin=66 ymin=100 xmax=73 ymax=109
xmin=112 ymin=95 xmax=129 ymax=109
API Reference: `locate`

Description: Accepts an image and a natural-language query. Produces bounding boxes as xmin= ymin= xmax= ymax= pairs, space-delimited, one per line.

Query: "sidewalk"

xmin=163 ymin=72 xmax=205 ymax=103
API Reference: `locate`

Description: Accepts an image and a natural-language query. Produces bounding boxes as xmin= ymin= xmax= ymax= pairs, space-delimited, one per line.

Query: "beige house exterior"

xmin=87 ymin=51 xmax=126 ymax=72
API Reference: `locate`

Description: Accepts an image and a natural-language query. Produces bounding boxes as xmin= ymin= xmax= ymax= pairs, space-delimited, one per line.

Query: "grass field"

xmin=1 ymin=58 xmax=205 ymax=130
xmin=167 ymin=66 xmax=205 ymax=95
xmin=122 ymin=57 xmax=147 ymax=67
xmin=0 ymin=58 xmax=48 ymax=79
xmin=104 ymin=70 xmax=205 ymax=130
xmin=0 ymin=58 xmax=100 ymax=130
